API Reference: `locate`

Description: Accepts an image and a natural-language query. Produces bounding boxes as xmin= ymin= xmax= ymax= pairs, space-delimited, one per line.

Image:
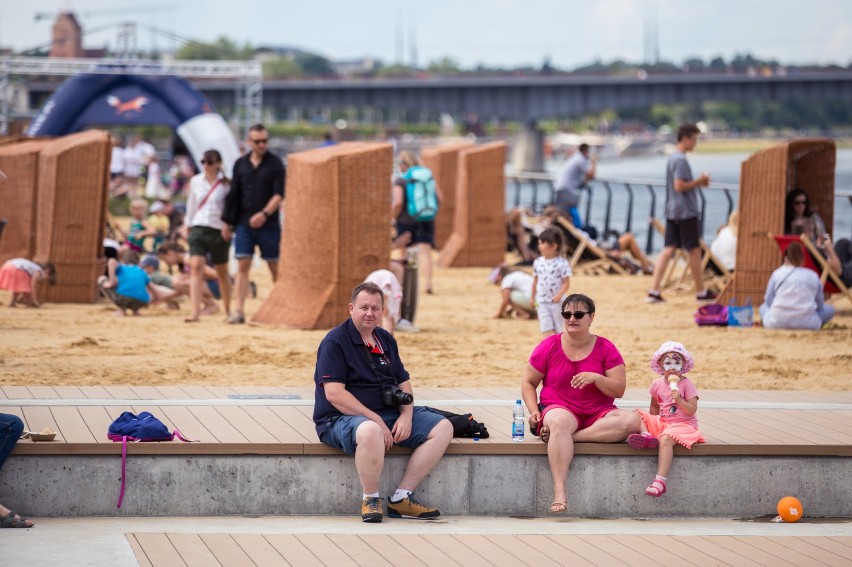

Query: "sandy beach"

xmin=1 ymin=257 xmax=850 ymax=393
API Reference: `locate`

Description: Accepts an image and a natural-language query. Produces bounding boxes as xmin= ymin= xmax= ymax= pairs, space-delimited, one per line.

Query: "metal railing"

xmin=506 ymin=172 xmax=852 ymax=254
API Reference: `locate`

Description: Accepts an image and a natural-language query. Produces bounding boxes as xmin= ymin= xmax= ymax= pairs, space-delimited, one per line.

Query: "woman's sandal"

xmin=1 ymin=511 xmax=34 ymax=528
xmin=645 ymin=479 xmax=667 ymax=497
xmin=549 ymin=501 xmax=567 ymax=514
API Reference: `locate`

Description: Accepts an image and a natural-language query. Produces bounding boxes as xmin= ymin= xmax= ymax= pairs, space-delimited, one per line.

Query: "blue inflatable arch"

xmin=27 ymin=73 xmax=240 ymax=174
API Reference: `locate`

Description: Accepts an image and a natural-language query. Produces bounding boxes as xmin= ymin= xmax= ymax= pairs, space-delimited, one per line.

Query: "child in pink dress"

xmin=628 ymin=341 xmax=705 ymax=497
xmin=0 ymin=258 xmax=56 ymax=307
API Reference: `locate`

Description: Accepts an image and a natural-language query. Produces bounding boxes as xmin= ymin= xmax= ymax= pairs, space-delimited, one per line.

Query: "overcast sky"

xmin=2 ymin=0 xmax=851 ymax=69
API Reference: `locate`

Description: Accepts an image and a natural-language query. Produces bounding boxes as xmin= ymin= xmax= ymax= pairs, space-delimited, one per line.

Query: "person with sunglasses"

xmin=784 ymin=188 xmax=827 ymax=238
xmin=183 ymin=149 xmax=232 ymax=322
xmin=221 ymin=123 xmax=286 ymax=324
xmin=520 ymin=293 xmax=640 ymax=514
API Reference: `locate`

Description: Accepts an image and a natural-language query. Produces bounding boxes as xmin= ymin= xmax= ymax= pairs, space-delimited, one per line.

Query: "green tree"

xmin=263 ymin=56 xmax=302 ymax=79
xmin=175 ymin=36 xmax=253 ymax=60
xmin=427 ymin=56 xmax=462 ymax=75
xmin=375 ymin=63 xmax=417 ymax=78
xmin=295 ymin=53 xmax=334 ymax=76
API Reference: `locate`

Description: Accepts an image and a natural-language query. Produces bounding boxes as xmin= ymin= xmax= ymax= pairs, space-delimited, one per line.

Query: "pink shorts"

xmin=636 ymin=409 xmax=705 ymax=449
xmin=539 ymin=404 xmax=616 ymax=434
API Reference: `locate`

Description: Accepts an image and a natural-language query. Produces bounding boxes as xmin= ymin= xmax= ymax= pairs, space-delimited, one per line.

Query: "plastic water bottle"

xmin=512 ymin=400 xmax=525 ymax=442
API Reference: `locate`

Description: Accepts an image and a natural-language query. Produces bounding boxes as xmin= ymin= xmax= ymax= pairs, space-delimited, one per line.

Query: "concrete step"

xmin=3 ymin=452 xmax=849 ymax=519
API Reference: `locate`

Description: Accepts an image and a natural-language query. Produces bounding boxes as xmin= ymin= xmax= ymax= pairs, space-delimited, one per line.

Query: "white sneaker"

xmin=396 ymin=318 xmax=421 ymax=333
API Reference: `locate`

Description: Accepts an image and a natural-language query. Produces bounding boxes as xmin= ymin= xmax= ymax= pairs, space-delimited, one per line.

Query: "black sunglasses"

xmin=250 ymin=138 xmax=269 ymax=144
xmin=200 ymin=159 xmax=219 ymax=165
xmin=561 ymin=310 xmax=591 ymax=320
xmin=793 ymin=199 xmax=807 ymax=205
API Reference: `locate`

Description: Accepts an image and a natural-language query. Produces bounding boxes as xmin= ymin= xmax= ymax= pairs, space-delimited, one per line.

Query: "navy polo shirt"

xmin=312 ymin=318 xmax=410 ymax=438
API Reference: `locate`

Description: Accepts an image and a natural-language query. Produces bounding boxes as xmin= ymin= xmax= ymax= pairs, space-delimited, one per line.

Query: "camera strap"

xmin=361 ymin=332 xmax=395 ymax=383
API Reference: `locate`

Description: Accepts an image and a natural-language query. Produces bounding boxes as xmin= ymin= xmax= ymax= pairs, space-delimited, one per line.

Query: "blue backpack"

xmin=108 ymin=411 xmax=194 ymax=508
xmin=403 ymin=166 xmax=439 ymax=221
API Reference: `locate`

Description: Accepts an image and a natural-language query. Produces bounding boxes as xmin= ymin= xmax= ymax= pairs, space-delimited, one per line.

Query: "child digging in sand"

xmin=97 ymin=249 xmax=158 ymax=317
xmin=0 ymin=258 xmax=56 ymax=307
xmin=628 ymin=341 xmax=705 ymax=497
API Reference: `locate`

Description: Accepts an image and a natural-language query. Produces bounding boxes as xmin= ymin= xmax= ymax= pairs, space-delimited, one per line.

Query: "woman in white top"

xmin=710 ymin=210 xmax=738 ymax=271
xmin=759 ymin=241 xmax=835 ymax=330
xmin=183 ymin=149 xmax=232 ymax=322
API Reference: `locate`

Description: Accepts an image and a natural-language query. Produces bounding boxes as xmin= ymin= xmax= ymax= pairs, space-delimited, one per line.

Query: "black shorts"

xmin=188 ymin=225 xmax=230 ymax=265
xmin=396 ymin=220 xmax=435 ymax=247
xmin=664 ymin=217 xmax=701 ymax=251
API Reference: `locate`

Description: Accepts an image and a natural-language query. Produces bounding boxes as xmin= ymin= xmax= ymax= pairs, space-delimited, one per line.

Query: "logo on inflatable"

xmin=106 ymin=95 xmax=149 ymax=115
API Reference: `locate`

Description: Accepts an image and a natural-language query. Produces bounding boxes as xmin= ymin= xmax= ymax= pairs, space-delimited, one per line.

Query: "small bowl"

xmin=23 ymin=432 xmax=57 ymax=442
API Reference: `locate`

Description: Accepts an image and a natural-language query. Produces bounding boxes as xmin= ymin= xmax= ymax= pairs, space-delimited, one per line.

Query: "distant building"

xmin=253 ymin=46 xmax=305 ymax=63
xmin=49 ymin=12 xmax=107 ymax=58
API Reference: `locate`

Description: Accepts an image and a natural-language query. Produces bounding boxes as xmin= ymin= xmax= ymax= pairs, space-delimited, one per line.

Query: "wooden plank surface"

xmin=166 ymin=533 xmax=220 ymax=567
xmin=129 ymin=533 xmax=852 ymax=567
xmin=131 ymin=534 xmax=187 ymax=567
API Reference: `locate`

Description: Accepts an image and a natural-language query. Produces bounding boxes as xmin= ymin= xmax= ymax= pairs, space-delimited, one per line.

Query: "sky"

xmin=2 ymin=0 xmax=851 ymax=69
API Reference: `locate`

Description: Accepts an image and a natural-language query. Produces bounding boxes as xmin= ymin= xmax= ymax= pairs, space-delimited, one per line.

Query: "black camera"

xmin=382 ymin=387 xmax=413 ymax=407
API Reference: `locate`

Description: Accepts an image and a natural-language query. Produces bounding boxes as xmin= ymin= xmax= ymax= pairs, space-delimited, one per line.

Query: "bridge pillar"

xmin=510 ymin=120 xmax=544 ymax=173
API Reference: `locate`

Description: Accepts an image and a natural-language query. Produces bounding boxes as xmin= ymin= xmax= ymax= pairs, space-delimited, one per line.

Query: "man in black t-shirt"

xmin=222 ymin=124 xmax=285 ymax=324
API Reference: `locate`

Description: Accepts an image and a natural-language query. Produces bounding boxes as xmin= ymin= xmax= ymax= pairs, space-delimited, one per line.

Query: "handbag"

xmin=694 ymin=303 xmax=728 ymax=326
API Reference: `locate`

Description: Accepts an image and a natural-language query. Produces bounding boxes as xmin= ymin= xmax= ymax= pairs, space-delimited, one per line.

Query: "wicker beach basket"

xmin=438 ymin=142 xmax=507 ymax=268
xmin=34 ymin=130 xmax=111 ymax=303
xmin=724 ymin=139 xmax=835 ymax=306
xmin=0 ymin=139 xmax=53 ymax=263
xmin=420 ymin=142 xmax=473 ymax=250
xmin=252 ymin=142 xmax=393 ymax=329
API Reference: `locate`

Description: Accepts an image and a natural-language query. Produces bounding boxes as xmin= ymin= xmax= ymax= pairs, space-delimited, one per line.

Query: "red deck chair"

xmin=772 ymin=234 xmax=852 ymax=305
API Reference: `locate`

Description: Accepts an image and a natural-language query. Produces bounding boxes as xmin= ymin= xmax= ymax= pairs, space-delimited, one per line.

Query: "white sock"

xmin=655 ymin=475 xmax=667 ymax=483
xmin=391 ymin=489 xmax=412 ymax=502
xmin=363 ymin=492 xmax=380 ymax=499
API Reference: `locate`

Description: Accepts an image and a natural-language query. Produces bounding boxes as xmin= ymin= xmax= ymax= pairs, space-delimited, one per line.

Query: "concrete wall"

xmin=2 ymin=454 xmax=850 ymax=518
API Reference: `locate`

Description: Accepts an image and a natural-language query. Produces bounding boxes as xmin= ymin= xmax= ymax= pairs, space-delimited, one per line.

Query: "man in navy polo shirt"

xmin=222 ymin=123 xmax=285 ymax=324
xmin=313 ymin=282 xmax=452 ymax=523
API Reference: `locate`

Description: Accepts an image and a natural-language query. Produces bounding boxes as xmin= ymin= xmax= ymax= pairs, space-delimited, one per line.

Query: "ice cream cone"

xmin=667 ymin=374 xmax=679 ymax=393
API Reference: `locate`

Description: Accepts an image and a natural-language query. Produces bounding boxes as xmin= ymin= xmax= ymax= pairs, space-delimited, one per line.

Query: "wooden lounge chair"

xmin=650 ymin=218 xmax=733 ymax=295
xmin=554 ymin=216 xmax=626 ymax=275
xmin=772 ymin=233 xmax=852 ymax=306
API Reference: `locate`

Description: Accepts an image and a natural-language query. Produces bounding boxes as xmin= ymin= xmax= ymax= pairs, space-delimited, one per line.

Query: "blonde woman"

xmin=710 ymin=210 xmax=738 ymax=271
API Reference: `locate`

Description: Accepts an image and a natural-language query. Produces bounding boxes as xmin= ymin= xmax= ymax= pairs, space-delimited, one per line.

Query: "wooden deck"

xmin=128 ymin=532 xmax=852 ymax=567
xmin=5 ymin=386 xmax=852 ymax=458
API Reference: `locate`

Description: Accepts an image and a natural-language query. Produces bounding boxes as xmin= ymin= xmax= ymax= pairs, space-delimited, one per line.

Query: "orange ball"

xmin=777 ymin=496 xmax=803 ymax=523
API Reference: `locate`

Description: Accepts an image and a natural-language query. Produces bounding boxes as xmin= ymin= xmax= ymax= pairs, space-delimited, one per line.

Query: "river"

xmin=514 ymin=149 xmax=852 ymax=254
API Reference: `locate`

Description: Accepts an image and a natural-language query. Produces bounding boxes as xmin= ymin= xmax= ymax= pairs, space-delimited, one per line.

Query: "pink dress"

xmin=0 ymin=259 xmax=43 ymax=293
xmin=529 ymin=334 xmax=625 ymax=429
xmin=636 ymin=376 xmax=705 ymax=448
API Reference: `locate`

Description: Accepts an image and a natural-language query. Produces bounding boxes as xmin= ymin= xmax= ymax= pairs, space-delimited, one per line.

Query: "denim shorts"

xmin=320 ymin=406 xmax=446 ymax=455
xmin=234 ymin=221 xmax=281 ymax=261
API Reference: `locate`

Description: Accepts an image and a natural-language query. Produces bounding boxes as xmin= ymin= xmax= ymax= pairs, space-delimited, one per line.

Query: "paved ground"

xmin=4 ymin=515 xmax=851 ymax=566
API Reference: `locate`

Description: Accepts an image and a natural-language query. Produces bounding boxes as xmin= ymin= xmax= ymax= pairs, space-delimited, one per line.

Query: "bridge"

xmin=162 ymin=71 xmax=852 ymax=123
xmin=19 ymin=69 xmax=852 ymax=123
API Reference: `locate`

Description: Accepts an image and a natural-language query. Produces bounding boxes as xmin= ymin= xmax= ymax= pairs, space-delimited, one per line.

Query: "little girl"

xmin=628 ymin=341 xmax=705 ymax=497
xmin=530 ymin=227 xmax=572 ymax=335
xmin=0 ymin=258 xmax=56 ymax=307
